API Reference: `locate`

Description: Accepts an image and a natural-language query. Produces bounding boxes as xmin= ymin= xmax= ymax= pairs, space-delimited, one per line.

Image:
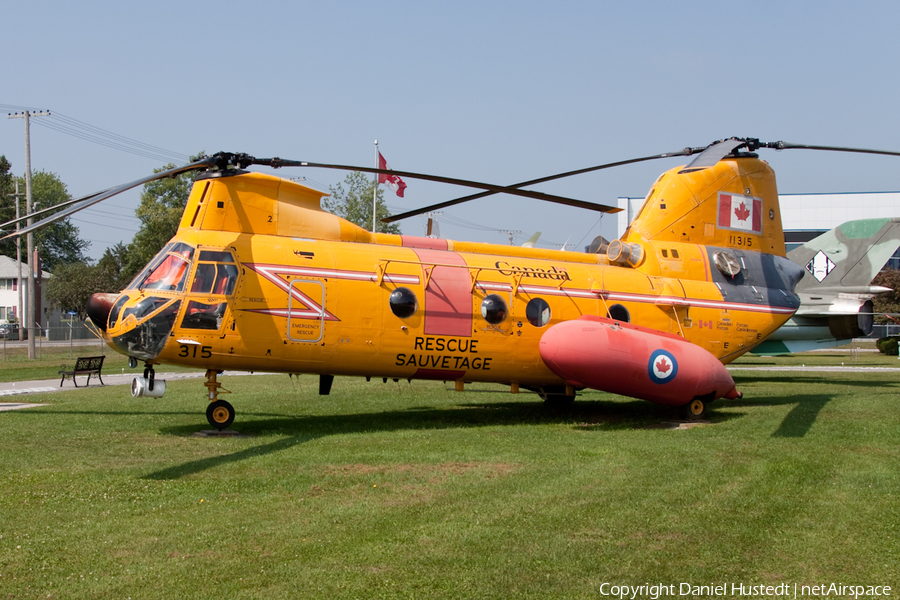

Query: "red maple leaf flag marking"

xmin=655 ymin=357 xmax=671 ymax=374
xmin=717 ymin=192 xmax=762 ymax=234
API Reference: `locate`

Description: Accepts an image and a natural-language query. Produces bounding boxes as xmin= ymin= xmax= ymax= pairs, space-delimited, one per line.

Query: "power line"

xmin=71 ymin=216 xmax=138 ymax=231
xmin=2 ymin=104 xmax=191 ymax=164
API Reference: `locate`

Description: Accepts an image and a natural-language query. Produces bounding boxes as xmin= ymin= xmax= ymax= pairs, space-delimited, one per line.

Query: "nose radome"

xmin=86 ymin=293 xmax=119 ymax=331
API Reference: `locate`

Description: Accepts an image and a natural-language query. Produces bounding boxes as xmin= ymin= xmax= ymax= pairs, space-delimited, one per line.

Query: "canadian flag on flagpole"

xmin=377 ymin=151 xmax=407 ymax=198
xmin=717 ymin=192 xmax=762 ymax=234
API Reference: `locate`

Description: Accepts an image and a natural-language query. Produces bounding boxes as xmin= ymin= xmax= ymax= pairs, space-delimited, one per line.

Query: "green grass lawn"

xmin=0 ymin=341 xmax=203 ymax=383
xmin=0 ymin=363 xmax=897 ymax=599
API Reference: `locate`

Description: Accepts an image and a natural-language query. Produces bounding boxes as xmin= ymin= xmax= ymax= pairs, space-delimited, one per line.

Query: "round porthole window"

xmin=481 ymin=294 xmax=508 ymax=325
xmin=607 ymin=304 xmax=630 ymax=323
xmin=389 ymin=287 xmax=418 ymax=318
xmin=526 ymin=298 xmax=551 ymax=327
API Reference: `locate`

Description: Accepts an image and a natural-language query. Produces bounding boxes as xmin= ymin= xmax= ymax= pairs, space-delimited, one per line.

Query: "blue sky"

xmin=3 ymin=1 xmax=900 ymax=259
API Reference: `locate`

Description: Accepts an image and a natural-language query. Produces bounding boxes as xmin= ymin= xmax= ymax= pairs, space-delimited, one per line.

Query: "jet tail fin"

xmin=789 ymin=218 xmax=900 ymax=293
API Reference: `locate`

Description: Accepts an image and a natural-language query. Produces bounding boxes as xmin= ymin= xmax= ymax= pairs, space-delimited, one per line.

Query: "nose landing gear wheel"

xmin=207 ymin=399 xmax=235 ymax=430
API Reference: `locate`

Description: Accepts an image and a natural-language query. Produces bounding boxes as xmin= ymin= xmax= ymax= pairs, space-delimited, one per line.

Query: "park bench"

xmin=58 ymin=356 xmax=106 ymax=388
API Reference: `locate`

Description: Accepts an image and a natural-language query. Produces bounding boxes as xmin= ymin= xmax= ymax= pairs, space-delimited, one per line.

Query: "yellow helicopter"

xmin=8 ymin=138 xmax=900 ymax=429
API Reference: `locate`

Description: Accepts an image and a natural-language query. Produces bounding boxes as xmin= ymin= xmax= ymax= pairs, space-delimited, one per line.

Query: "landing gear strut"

xmin=204 ymin=370 xmax=233 ymax=430
xmin=537 ymin=385 xmax=577 ymax=409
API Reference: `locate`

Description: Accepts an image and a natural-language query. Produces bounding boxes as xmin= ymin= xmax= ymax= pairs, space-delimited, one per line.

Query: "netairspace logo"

xmin=597 ymin=582 xmax=892 ymax=599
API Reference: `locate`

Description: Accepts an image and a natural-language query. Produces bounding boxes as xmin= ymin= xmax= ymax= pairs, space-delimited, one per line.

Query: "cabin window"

xmin=481 ymin=294 xmax=508 ymax=325
xmin=671 ymin=249 xmax=680 ymax=259
xmin=526 ymin=298 xmax=551 ymax=327
xmin=661 ymin=249 xmax=669 ymax=258
xmin=607 ymin=304 xmax=630 ymax=323
xmin=389 ymin=287 xmax=417 ymax=318
xmin=181 ymin=300 xmax=227 ymax=330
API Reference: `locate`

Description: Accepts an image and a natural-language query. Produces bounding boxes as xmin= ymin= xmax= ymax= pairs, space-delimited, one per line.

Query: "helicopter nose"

xmin=86 ymin=293 xmax=119 ymax=331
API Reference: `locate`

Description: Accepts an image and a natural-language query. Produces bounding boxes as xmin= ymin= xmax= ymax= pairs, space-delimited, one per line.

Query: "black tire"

xmin=207 ymin=399 xmax=235 ymax=430
xmin=543 ymin=393 xmax=575 ymax=409
xmin=678 ymin=398 xmax=707 ymax=421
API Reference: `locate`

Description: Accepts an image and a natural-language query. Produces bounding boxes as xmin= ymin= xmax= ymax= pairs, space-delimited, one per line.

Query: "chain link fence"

xmin=1 ymin=319 xmax=108 ymax=362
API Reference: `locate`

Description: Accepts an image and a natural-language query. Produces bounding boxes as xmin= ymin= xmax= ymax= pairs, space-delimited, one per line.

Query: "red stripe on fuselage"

xmin=412 ymin=248 xmax=472 ymax=337
xmin=401 ymin=236 xmax=449 ymax=251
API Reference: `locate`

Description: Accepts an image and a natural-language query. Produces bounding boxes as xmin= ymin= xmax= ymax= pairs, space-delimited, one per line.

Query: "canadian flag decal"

xmin=717 ymin=192 xmax=762 ymax=234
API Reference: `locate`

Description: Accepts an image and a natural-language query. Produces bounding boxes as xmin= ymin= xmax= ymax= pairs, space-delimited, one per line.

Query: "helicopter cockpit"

xmin=91 ymin=243 xmax=239 ymax=361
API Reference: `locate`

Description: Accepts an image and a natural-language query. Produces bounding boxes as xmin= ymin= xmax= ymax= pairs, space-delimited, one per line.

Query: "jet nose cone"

xmin=86 ymin=293 xmax=119 ymax=331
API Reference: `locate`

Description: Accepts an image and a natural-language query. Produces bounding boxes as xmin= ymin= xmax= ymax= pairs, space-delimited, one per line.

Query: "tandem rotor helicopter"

xmin=6 ymin=137 xmax=900 ymax=429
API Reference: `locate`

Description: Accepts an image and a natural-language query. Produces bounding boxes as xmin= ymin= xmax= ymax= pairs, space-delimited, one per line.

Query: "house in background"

xmin=0 ymin=255 xmax=50 ymax=326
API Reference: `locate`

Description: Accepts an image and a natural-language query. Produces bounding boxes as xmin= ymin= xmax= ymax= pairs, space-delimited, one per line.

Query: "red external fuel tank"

xmin=539 ymin=316 xmax=740 ymax=407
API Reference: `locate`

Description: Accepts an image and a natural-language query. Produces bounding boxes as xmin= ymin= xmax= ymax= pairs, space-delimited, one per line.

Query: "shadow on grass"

xmin=143 ymin=398 xmax=710 ymax=480
xmin=720 ymin=393 xmax=834 ymax=437
xmin=732 ymin=374 xmax=900 ymax=389
xmin=144 ymin=432 xmax=324 ymax=480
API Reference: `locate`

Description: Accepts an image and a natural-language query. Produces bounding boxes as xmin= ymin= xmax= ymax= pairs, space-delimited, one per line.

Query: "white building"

xmin=616 ymin=191 xmax=900 ymax=267
xmin=0 ymin=255 xmax=51 ymax=325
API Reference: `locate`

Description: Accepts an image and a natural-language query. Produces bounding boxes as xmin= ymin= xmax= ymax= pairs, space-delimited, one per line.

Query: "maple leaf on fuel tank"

xmin=734 ymin=202 xmax=751 ymax=222
xmin=655 ymin=357 xmax=671 ymax=374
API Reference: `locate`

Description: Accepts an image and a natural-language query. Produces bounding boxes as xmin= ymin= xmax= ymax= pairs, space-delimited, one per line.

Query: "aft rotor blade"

xmin=3 ymin=156 xmax=219 ymax=240
xmin=762 ymin=141 xmax=900 ymax=158
xmin=681 ymin=139 xmax=748 ymax=170
xmin=379 ymin=148 xmax=700 ymax=223
xmin=255 ymin=158 xmax=623 ymax=215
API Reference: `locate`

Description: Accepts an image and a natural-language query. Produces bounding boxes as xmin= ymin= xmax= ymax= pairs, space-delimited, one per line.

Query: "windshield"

xmin=135 ymin=243 xmax=195 ymax=292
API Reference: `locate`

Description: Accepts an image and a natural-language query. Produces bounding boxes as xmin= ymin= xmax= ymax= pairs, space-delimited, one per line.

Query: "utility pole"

xmin=8 ymin=109 xmax=50 ymax=358
xmin=499 ymin=229 xmax=523 ymax=245
xmin=7 ymin=182 xmax=23 ymax=340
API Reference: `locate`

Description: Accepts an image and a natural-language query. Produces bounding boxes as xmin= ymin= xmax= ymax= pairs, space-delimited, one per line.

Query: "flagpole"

xmin=373 ymin=140 xmax=379 ymax=233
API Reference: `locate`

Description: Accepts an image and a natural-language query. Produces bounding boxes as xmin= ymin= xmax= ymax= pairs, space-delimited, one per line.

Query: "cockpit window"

xmin=141 ymin=254 xmax=191 ymax=291
xmin=128 ymin=243 xmax=196 ymax=292
xmin=198 ymin=250 xmax=234 ymax=263
xmin=182 ymin=301 xmax=227 ymax=330
xmin=189 ymin=250 xmax=238 ymax=295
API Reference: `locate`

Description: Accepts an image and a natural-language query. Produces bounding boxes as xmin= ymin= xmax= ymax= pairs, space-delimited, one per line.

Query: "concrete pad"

xmin=0 ymin=403 xmax=48 ymax=411
xmin=191 ymin=429 xmax=253 ymax=438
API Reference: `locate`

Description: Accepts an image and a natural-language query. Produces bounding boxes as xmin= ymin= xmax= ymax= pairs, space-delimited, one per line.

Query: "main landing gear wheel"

xmin=544 ymin=393 xmax=576 ymax=408
xmin=679 ymin=398 xmax=708 ymax=421
xmin=538 ymin=386 xmax=576 ymax=409
xmin=207 ymin=400 xmax=235 ymax=430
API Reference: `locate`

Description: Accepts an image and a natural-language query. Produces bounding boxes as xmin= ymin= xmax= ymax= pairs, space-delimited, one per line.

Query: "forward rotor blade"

xmin=3 ymin=156 xmax=219 ymax=240
xmin=380 ymin=148 xmax=700 ymax=223
xmin=255 ymin=158 xmax=623 ymax=216
xmin=0 ymin=189 xmax=108 ymax=232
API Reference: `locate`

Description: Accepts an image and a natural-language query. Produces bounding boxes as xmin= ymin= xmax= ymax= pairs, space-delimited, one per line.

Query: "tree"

xmin=44 ymin=243 xmax=134 ymax=318
xmin=323 ymin=171 xmax=401 ymax=234
xmin=44 ymin=261 xmax=101 ymax=319
xmin=0 ymin=165 xmax=89 ymax=271
xmin=0 ymin=156 xmax=18 ymax=257
xmin=872 ymin=269 xmax=900 ymax=320
xmin=25 ymin=171 xmax=89 ymax=271
xmin=125 ymin=155 xmax=203 ymax=275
